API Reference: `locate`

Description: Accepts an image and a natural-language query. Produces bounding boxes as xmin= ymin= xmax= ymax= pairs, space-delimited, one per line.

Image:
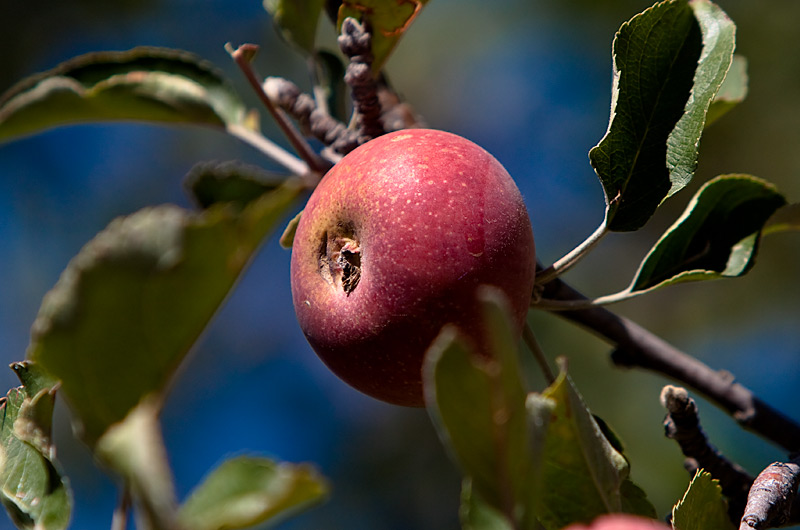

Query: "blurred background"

xmin=1 ymin=0 xmax=799 ymax=528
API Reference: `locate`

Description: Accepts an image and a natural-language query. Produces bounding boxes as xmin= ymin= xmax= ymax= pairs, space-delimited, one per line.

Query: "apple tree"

xmin=0 ymin=1 xmax=799 ymax=529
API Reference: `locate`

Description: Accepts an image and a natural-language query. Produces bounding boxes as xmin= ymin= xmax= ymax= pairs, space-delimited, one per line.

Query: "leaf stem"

xmin=226 ymin=43 xmax=332 ymax=180
xmin=226 ymin=124 xmax=310 ymax=178
xmin=522 ymin=322 xmax=555 ymax=385
xmin=536 ymin=220 xmax=609 ymax=285
xmin=532 ymin=288 xmax=639 ymax=311
xmin=111 ymin=487 xmax=132 ymax=530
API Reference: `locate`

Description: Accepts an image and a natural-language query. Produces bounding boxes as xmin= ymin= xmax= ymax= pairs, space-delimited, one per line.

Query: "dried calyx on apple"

xmin=290 ymin=129 xmax=536 ymax=406
xmin=319 ymin=226 xmax=362 ymax=295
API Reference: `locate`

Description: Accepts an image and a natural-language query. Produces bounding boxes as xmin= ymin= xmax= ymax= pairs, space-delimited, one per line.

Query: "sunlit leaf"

xmin=0 ymin=47 xmax=247 ymax=144
xmin=0 ymin=363 xmax=71 ymax=530
xmin=590 ymin=0 xmax=736 ymax=231
xmin=178 ymin=456 xmax=328 ymax=530
xmin=629 ymin=175 xmax=786 ymax=293
xmin=423 ymin=286 xmax=540 ymax=529
xmin=705 ymin=55 xmax=748 ymax=127
xmin=264 ymin=0 xmax=326 ymax=53
xmin=666 ymin=0 xmax=737 ymax=194
xmin=536 ymin=360 xmax=656 ymax=529
xmin=337 ymin=0 xmax=430 ymax=74
xmin=672 ymin=470 xmax=735 ymax=530
xmin=27 ymin=180 xmax=303 ymax=446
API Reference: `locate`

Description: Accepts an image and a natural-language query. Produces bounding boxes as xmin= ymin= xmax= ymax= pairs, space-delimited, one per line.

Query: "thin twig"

xmin=740 ymin=458 xmax=800 ymax=529
xmin=522 ymin=323 xmax=555 ymax=385
xmin=226 ymin=43 xmax=332 ymax=179
xmin=536 ymin=271 xmax=800 ymax=453
xmin=661 ymin=385 xmax=754 ymax=521
xmin=536 ymin=220 xmax=608 ymax=285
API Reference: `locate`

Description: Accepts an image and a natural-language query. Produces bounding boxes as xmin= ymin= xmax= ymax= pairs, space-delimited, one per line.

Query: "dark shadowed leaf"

xmin=26 ymin=180 xmax=302 ymax=446
xmin=184 ymin=160 xmax=285 ymax=209
xmin=264 ymin=0 xmax=326 ymax=53
xmin=672 ymin=470 xmax=735 ymax=530
xmin=705 ymin=55 xmax=748 ymax=127
xmin=178 ymin=456 xmax=328 ymax=530
xmin=0 ymin=363 xmax=71 ymax=530
xmin=590 ymin=0 xmax=736 ymax=232
xmin=535 ymin=360 xmax=656 ymax=529
xmin=423 ymin=287 xmax=540 ymax=530
xmin=629 ymin=175 xmax=785 ymax=293
xmin=0 ymin=47 xmax=247 ymax=144
xmin=312 ymin=51 xmax=348 ymax=122
xmin=337 ymin=0 xmax=430 ymax=74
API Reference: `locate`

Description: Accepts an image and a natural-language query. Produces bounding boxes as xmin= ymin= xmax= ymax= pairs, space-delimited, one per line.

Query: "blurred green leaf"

xmin=705 ymin=55 xmax=748 ymax=127
xmin=96 ymin=399 xmax=178 ymax=530
xmin=590 ymin=0 xmax=736 ymax=232
xmin=184 ymin=160 xmax=285 ymax=210
xmin=178 ymin=455 xmax=328 ymax=530
xmin=27 ymin=179 xmax=303 ymax=446
xmin=0 ymin=47 xmax=247 ymax=144
xmin=423 ymin=286 xmax=540 ymax=529
xmin=459 ymin=479 xmax=514 ymax=530
xmin=629 ymin=175 xmax=786 ymax=293
xmin=672 ymin=470 xmax=735 ymax=530
xmin=536 ymin=360 xmax=656 ymax=529
xmin=264 ymin=0 xmax=326 ymax=53
xmin=0 ymin=363 xmax=71 ymax=530
xmin=279 ymin=210 xmax=303 ymax=249
xmin=763 ymin=203 xmax=800 ymax=235
xmin=337 ymin=0 xmax=430 ymax=74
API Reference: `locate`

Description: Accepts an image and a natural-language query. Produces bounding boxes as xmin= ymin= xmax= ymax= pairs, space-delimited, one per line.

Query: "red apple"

xmin=290 ymin=129 xmax=536 ymax=406
xmin=563 ymin=515 xmax=670 ymax=530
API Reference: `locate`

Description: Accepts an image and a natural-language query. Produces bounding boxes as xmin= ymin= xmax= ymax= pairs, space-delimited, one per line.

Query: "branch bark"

xmin=537 ymin=275 xmax=800 ymax=453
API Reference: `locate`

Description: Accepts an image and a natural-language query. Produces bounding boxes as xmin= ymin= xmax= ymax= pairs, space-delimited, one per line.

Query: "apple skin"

xmin=290 ymin=129 xmax=536 ymax=406
xmin=563 ymin=515 xmax=670 ymax=530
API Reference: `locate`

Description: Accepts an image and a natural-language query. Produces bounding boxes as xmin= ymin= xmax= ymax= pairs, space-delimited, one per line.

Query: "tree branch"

xmin=740 ymin=458 xmax=800 ymax=529
xmin=537 ymin=273 xmax=800 ymax=453
xmin=661 ymin=385 xmax=753 ymax=521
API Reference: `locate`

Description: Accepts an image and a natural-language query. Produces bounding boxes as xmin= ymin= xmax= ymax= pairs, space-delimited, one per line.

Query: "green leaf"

xmin=536 ymin=360 xmax=656 ymax=529
xmin=312 ymin=51 xmax=348 ymax=122
xmin=264 ymin=0 xmax=326 ymax=53
xmin=763 ymin=203 xmax=800 ymax=235
xmin=184 ymin=160 xmax=285 ymax=210
xmin=96 ymin=399 xmax=178 ymax=530
xmin=337 ymin=0 xmax=430 ymax=74
xmin=705 ymin=55 xmax=748 ymax=127
xmin=27 ymin=179 xmax=303 ymax=446
xmin=672 ymin=470 xmax=735 ymax=530
xmin=590 ymin=0 xmax=736 ymax=232
xmin=178 ymin=455 xmax=328 ymax=530
xmin=423 ymin=286 xmax=540 ymax=529
xmin=459 ymin=479 xmax=514 ymax=530
xmin=629 ymin=175 xmax=786 ymax=293
xmin=0 ymin=363 xmax=71 ymax=530
xmin=0 ymin=47 xmax=247 ymax=144
xmin=666 ymin=0 xmax=737 ymax=195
